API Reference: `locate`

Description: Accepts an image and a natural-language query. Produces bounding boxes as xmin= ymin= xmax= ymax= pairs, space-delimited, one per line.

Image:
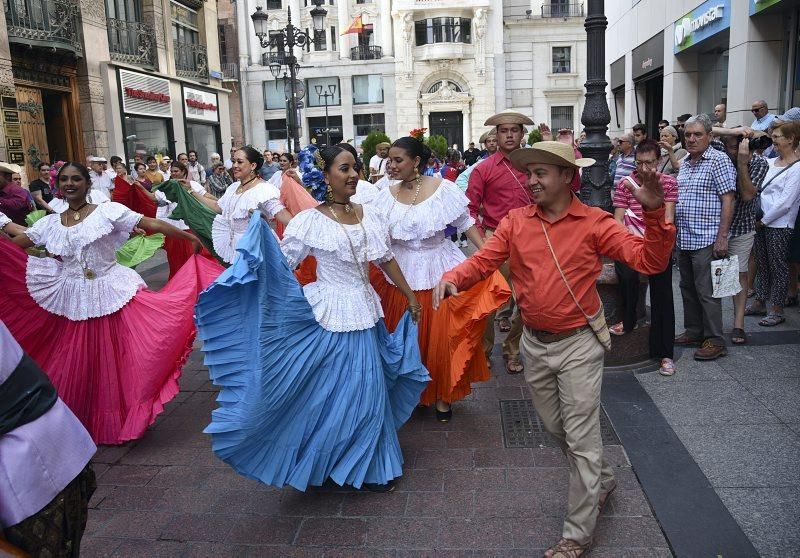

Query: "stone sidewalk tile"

xmin=82 ymin=333 xmax=669 ymax=555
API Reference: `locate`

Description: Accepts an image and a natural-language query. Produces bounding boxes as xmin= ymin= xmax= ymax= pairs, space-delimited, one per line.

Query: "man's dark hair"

xmin=677 ymin=113 xmax=692 ymax=123
xmin=658 ymin=119 xmax=670 ymax=127
xmin=188 ymin=150 xmax=198 ymax=157
xmin=37 ymin=162 xmax=50 ymax=171
xmin=632 ymin=123 xmax=647 ymax=136
xmin=635 ymin=139 xmax=660 ymax=160
xmin=146 ymin=156 xmax=156 ymax=164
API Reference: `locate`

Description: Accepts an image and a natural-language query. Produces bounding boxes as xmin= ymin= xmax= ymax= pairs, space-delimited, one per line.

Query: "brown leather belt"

xmin=526 ymin=325 xmax=589 ymax=344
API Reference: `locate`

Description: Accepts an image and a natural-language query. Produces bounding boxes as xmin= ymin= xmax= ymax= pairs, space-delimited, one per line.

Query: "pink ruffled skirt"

xmin=0 ymin=237 xmax=224 ymax=445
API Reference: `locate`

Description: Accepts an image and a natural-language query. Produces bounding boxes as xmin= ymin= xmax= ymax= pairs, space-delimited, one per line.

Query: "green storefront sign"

xmin=751 ymin=0 xmax=782 ymax=16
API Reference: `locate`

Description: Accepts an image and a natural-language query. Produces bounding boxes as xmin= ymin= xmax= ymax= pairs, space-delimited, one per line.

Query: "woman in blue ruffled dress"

xmin=195 ymin=145 xmax=429 ymax=492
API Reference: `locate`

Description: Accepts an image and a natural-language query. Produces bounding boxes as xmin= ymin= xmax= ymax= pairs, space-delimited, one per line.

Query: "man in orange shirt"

xmin=434 ymin=142 xmax=675 ymax=558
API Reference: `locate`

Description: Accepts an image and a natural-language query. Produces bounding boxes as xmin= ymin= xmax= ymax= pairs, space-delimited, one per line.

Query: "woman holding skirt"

xmin=370 ymin=137 xmax=511 ymax=422
xmin=0 ymin=162 xmax=223 ymax=444
xmin=196 ymin=145 xmax=429 ymax=492
xmin=186 ymin=146 xmax=292 ymax=264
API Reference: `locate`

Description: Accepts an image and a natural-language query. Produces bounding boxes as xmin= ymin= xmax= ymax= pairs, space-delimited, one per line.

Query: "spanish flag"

xmin=341 ymin=14 xmax=373 ymax=35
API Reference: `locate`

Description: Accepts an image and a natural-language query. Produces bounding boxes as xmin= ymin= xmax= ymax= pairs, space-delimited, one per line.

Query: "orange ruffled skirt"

xmin=370 ymin=266 xmax=511 ymax=405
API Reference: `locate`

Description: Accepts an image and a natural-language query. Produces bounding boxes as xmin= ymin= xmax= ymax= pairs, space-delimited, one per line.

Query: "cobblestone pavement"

xmin=80 ymin=256 xmax=671 ymax=557
xmin=81 ymin=344 xmax=672 ymax=557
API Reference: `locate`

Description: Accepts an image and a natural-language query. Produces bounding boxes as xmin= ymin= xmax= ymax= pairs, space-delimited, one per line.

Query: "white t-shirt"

xmin=369 ymin=155 xmax=388 ymax=176
xmin=91 ymin=170 xmax=114 ymax=198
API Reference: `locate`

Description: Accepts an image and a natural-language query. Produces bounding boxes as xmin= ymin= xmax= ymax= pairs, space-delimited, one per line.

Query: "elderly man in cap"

xmin=480 ymin=128 xmax=498 ymax=159
xmin=369 ymin=141 xmax=391 ymax=182
xmin=467 ymin=111 xmax=533 ymax=374
xmin=0 ymin=162 xmax=33 ymax=226
xmin=435 ymin=141 xmax=675 ymax=557
xmin=88 ymin=156 xmax=114 ymax=199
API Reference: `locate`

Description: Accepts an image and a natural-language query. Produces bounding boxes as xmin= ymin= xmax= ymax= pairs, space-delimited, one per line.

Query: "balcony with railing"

xmin=4 ymin=0 xmax=83 ymax=55
xmin=174 ymin=41 xmax=208 ymax=81
xmin=107 ymin=18 xmax=156 ymax=68
xmin=221 ymin=62 xmax=239 ymax=81
xmin=262 ymin=51 xmax=289 ymax=67
xmin=541 ymin=2 xmax=584 ymax=18
xmin=350 ymin=45 xmax=382 ymax=61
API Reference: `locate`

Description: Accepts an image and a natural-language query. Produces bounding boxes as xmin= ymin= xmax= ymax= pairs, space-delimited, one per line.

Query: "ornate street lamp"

xmin=579 ymin=0 xmax=613 ymax=212
xmin=315 ymin=83 xmax=337 ymax=148
xmin=251 ymin=1 xmax=328 ymax=153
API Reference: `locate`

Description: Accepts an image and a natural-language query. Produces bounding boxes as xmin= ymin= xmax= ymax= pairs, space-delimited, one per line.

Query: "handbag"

xmin=711 ymin=256 xmax=742 ymax=298
xmin=755 ymin=159 xmax=800 ymax=221
xmin=540 ymin=219 xmax=612 ymax=351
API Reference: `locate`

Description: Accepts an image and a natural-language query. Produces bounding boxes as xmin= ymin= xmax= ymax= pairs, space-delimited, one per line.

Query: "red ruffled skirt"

xmin=370 ymin=265 xmax=511 ymax=405
xmin=0 ymin=237 xmax=224 ymax=445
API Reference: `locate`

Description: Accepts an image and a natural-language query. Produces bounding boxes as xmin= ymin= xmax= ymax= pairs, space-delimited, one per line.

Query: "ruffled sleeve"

xmin=280 ymin=232 xmax=311 ymax=269
xmin=110 ymin=202 xmax=144 ymax=234
xmin=219 ymin=182 xmax=281 ymax=219
xmin=24 ymin=213 xmax=57 ymax=245
xmin=0 ymin=211 xmax=10 ymax=230
xmin=189 ymin=181 xmax=206 ymax=195
xmin=282 ymin=206 xmax=393 ymax=264
xmin=351 ymin=180 xmax=380 ymax=205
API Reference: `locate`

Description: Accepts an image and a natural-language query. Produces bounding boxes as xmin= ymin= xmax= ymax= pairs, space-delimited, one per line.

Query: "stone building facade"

xmin=231 ymin=0 xmax=587 ymax=151
xmin=0 ymin=0 xmax=231 ymax=179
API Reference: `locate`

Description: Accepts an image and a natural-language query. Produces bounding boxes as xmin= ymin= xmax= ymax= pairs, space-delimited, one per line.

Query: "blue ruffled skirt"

xmin=195 ymin=215 xmax=429 ymax=490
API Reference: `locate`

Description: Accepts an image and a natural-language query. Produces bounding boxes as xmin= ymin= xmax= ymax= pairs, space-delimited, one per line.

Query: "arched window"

xmin=427 ymin=80 xmax=463 ymax=94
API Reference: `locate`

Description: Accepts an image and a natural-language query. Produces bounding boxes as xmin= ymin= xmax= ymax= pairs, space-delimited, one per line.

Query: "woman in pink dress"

xmin=0 ymin=162 xmax=224 ymax=444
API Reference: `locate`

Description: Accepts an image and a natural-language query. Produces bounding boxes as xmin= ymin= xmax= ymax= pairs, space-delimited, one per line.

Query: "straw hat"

xmin=0 ymin=162 xmax=22 ymax=174
xmin=484 ymin=112 xmax=534 ymax=127
xmin=479 ymin=129 xmax=497 ymax=143
xmin=375 ymin=142 xmax=391 ymax=149
xmin=509 ymin=141 xmax=595 ymax=173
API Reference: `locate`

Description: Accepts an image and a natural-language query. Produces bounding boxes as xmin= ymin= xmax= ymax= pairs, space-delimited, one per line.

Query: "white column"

xmin=380 ymin=0 xmax=393 ymax=57
xmin=422 ymin=108 xmax=430 ymax=132
xmin=337 ymin=0 xmax=350 ymax=60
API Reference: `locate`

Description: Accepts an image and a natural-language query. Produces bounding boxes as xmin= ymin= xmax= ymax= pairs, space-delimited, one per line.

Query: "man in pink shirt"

xmin=467 ymin=112 xmax=534 ymax=374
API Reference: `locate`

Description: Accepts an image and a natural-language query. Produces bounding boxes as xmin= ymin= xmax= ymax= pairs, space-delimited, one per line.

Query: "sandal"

xmin=497 ymin=316 xmax=512 ymax=333
xmin=759 ymin=313 xmax=785 ymax=327
xmin=503 ymin=355 xmax=524 ymax=375
xmin=658 ymin=358 xmax=677 ymax=376
xmin=731 ymin=328 xmax=747 ymax=345
xmin=609 ymin=321 xmax=626 ymax=336
xmin=543 ymin=538 xmax=591 ymax=558
xmin=745 ymin=304 xmax=767 ymax=316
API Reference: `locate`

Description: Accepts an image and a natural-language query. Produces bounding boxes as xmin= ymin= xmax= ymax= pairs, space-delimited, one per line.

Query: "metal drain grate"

xmin=500 ymin=399 xmax=620 ymax=448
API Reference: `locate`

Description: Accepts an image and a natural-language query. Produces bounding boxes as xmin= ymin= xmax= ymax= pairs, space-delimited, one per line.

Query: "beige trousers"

xmin=481 ymin=228 xmax=523 ymax=359
xmin=519 ymin=327 xmax=616 ymax=545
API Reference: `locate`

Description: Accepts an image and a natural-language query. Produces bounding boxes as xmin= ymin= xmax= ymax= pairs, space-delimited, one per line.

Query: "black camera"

xmin=748 ymin=135 xmax=773 ymax=151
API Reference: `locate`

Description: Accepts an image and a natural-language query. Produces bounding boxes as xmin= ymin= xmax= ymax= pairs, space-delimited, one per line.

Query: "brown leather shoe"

xmin=694 ymin=340 xmax=727 ymax=361
xmin=674 ymin=332 xmax=702 ymax=346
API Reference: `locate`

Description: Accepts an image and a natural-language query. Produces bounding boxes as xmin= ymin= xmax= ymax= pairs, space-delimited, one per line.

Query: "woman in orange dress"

xmin=370 ymin=137 xmax=511 ymax=421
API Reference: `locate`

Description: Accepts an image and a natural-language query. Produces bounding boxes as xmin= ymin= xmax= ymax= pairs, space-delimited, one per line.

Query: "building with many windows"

xmin=0 ymin=0 xmax=231 ymax=179
xmin=503 ymin=0 xmax=587 ymax=134
xmin=233 ymin=0 xmax=586 ymax=152
xmin=606 ymin=0 xmax=793 ymax=138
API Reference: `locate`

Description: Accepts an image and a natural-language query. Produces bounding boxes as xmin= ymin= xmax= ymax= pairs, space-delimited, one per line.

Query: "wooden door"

xmin=15 ymin=86 xmax=50 ymax=182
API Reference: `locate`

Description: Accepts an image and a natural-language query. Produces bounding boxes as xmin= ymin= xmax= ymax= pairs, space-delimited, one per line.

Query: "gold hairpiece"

xmin=314 ymin=150 xmax=325 ymax=168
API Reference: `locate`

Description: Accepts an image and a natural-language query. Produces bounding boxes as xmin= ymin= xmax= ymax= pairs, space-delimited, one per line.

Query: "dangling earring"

xmin=325 ymin=183 xmax=334 ymax=204
xmin=414 ymin=168 xmax=420 ymax=180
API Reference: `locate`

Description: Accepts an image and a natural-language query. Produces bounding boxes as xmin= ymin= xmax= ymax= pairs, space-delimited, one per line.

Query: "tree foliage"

xmin=425 ymin=135 xmax=448 ymax=160
xmin=527 ymin=129 xmax=542 ymax=146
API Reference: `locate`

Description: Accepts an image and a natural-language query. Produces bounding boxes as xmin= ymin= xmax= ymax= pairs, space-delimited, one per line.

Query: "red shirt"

xmin=466 ymin=151 xmax=531 ymax=232
xmin=0 ymin=184 xmax=33 ymax=226
xmin=442 ymin=195 xmax=676 ymax=333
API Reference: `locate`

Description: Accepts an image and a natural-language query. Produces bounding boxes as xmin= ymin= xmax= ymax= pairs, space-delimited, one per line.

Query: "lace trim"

xmin=282 ymin=206 xmax=392 ymax=264
xmin=0 ymin=212 xmax=10 ymax=230
xmin=374 ymin=180 xmax=474 ymax=241
xmin=26 ymin=202 xmax=141 ymax=257
xmin=218 ymin=181 xmax=280 ymax=220
xmin=26 ymin=256 xmax=145 ymax=320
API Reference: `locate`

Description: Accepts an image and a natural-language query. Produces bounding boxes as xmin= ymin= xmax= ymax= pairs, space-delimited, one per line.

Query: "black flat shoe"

xmin=363 ymin=481 xmax=396 ymax=493
xmin=435 ymin=408 xmax=452 ymax=423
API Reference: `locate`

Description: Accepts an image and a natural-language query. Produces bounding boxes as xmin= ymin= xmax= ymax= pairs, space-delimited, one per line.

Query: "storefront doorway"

xmin=308 ymin=116 xmax=343 ymax=148
xmin=640 ymin=74 xmax=663 ymax=139
xmin=15 ymin=86 xmax=78 ymax=178
xmin=430 ymin=111 xmax=463 ymax=151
